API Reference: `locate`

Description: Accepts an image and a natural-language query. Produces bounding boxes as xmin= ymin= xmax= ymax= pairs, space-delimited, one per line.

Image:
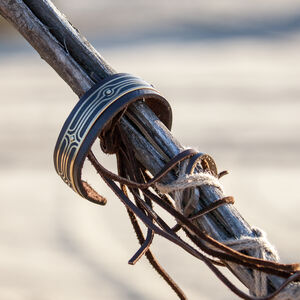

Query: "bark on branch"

xmin=0 ymin=0 xmax=299 ymax=298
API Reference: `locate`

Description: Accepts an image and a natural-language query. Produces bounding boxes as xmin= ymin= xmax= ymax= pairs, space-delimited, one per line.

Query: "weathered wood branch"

xmin=1 ymin=0 xmax=299 ymax=298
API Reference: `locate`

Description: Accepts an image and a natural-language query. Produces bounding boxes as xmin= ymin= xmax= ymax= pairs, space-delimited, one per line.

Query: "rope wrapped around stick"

xmin=54 ymin=74 xmax=300 ymax=300
xmin=1 ymin=0 xmax=299 ymax=298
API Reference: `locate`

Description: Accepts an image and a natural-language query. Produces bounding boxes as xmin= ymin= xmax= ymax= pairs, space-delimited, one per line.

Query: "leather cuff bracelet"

xmin=54 ymin=73 xmax=172 ymax=204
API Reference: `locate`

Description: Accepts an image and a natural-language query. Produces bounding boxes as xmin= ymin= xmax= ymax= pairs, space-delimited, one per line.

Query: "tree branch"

xmin=0 ymin=0 xmax=299 ymax=298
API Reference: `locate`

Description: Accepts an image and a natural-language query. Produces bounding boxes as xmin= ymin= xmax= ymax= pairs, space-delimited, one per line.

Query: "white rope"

xmin=155 ymin=162 xmax=297 ymax=299
xmin=224 ymin=227 xmax=279 ymax=297
xmin=156 ymin=161 xmax=224 ymax=215
xmin=156 ymin=172 xmax=223 ymax=194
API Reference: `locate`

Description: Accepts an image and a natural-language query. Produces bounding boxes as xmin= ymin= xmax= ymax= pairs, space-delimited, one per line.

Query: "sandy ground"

xmin=1 ymin=1 xmax=300 ymax=300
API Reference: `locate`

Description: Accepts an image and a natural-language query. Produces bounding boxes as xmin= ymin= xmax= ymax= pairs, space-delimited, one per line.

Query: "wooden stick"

xmin=1 ymin=0 xmax=299 ymax=298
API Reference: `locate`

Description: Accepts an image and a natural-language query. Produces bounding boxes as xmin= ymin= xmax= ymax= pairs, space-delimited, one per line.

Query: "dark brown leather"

xmin=54 ymin=73 xmax=300 ymax=300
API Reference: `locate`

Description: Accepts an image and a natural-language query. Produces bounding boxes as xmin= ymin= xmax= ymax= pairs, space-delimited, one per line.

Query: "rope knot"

xmin=224 ymin=227 xmax=280 ymax=297
xmin=155 ymin=163 xmax=224 ymax=215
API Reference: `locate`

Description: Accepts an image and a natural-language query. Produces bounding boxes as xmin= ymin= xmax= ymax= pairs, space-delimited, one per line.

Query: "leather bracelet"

xmin=54 ymin=73 xmax=172 ymax=204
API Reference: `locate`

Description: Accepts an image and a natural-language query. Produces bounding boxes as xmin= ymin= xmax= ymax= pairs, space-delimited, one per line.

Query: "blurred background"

xmin=1 ymin=1 xmax=300 ymax=299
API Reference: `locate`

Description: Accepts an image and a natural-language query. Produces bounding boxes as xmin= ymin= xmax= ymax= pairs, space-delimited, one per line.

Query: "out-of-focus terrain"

xmin=0 ymin=1 xmax=300 ymax=299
